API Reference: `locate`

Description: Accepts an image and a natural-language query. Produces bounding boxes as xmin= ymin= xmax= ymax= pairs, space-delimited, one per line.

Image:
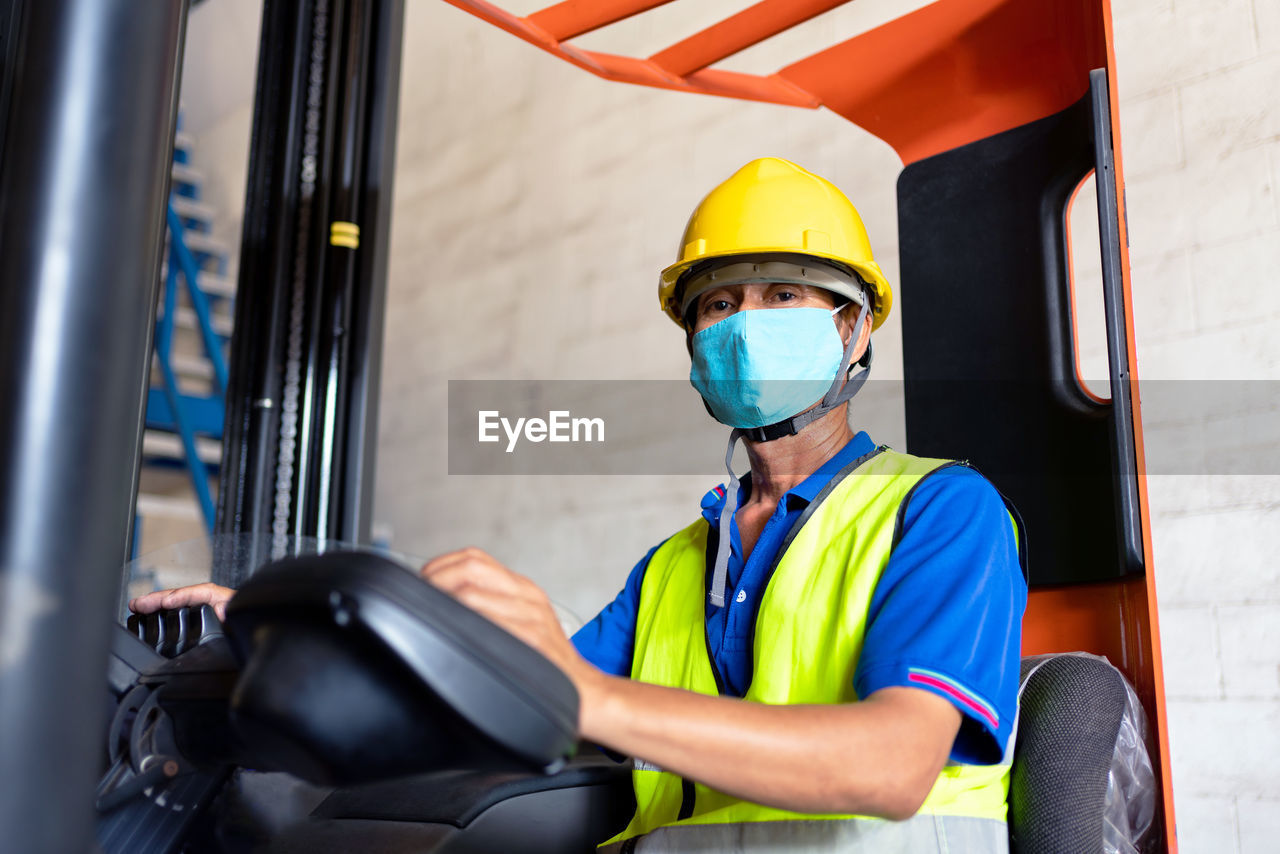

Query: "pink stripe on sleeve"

xmin=908 ymin=672 xmax=1000 ymax=730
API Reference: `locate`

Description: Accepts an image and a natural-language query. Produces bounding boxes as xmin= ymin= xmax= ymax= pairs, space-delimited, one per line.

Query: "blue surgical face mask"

xmin=689 ymin=306 xmax=846 ymax=429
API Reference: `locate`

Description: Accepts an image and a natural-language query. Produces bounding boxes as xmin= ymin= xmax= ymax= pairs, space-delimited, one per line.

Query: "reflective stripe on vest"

xmin=608 ymin=448 xmax=1011 ymax=848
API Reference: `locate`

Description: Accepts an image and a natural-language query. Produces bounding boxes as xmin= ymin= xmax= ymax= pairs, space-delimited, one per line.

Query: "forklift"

xmin=0 ymin=0 xmax=1175 ymax=851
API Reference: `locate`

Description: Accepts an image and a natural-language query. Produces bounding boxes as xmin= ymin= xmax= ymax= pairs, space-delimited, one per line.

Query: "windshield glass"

xmin=120 ymin=532 xmax=582 ymax=633
xmin=122 ymin=532 xmax=422 ymax=600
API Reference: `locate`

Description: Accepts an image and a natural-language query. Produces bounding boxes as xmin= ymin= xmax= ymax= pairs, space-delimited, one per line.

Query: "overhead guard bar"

xmin=528 ymin=0 xmax=677 ymax=43
xmin=441 ymin=0 xmax=819 ymax=108
xmin=442 ymin=0 xmax=1107 ymax=165
xmin=649 ymin=0 xmax=853 ymax=78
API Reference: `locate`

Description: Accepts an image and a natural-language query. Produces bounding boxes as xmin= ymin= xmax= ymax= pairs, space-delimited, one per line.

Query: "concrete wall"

xmin=180 ymin=0 xmax=260 ymax=254
xmin=1105 ymin=3 xmax=1280 ymax=849
xmin=182 ymin=0 xmax=1280 ymax=849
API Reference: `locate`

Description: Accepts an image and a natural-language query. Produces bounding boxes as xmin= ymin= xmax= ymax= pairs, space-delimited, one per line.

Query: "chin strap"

xmin=708 ymin=295 xmax=873 ymax=609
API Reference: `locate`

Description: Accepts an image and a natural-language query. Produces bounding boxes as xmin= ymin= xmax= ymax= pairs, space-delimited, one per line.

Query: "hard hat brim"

xmin=660 ymin=250 xmax=893 ymax=331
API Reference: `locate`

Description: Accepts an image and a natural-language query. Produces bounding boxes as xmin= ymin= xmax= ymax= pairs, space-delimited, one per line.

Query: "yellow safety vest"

xmin=607 ymin=447 xmax=1011 ymax=849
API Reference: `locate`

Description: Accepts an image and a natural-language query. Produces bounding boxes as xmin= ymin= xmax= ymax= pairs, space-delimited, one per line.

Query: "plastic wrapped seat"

xmin=1009 ymin=653 xmax=1155 ymax=854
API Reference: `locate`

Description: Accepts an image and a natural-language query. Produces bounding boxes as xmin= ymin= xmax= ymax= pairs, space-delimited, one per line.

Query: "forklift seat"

xmin=1008 ymin=654 xmax=1155 ymax=854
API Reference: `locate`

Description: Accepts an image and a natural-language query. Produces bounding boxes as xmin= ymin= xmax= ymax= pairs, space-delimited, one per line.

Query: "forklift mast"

xmin=215 ymin=0 xmax=405 ymax=581
xmin=441 ymin=0 xmax=1175 ymax=849
xmin=0 ymin=1 xmax=188 ymax=850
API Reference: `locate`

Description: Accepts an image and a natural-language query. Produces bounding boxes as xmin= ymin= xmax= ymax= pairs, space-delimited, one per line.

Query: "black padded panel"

xmin=228 ymin=620 xmax=519 ymax=786
xmin=223 ymin=551 xmax=580 ymax=786
xmin=270 ymin=787 xmax=617 ymax=854
xmin=264 ymin=818 xmax=455 ymax=854
xmin=313 ymin=755 xmax=633 ymax=829
xmin=897 ymin=77 xmax=1142 ymax=586
xmin=263 ymin=756 xmax=633 ymax=854
xmin=1008 ymin=656 xmax=1128 ymax=854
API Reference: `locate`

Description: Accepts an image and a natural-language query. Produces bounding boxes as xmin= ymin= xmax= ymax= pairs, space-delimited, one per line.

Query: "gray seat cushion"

xmin=1008 ymin=654 xmax=1128 ymax=854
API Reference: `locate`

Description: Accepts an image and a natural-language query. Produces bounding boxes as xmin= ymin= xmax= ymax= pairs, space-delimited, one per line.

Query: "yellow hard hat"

xmin=659 ymin=157 xmax=892 ymax=329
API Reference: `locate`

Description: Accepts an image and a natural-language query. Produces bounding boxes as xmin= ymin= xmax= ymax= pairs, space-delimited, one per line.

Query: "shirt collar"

xmin=699 ymin=431 xmax=878 ymax=523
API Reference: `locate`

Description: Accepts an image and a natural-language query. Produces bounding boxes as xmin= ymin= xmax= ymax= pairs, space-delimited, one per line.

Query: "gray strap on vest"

xmin=707 ymin=295 xmax=872 ymax=609
xmin=709 ymin=428 xmax=744 ymax=608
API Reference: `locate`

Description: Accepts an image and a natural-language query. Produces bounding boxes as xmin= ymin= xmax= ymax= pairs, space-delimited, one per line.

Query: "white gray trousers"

xmin=599 ymin=814 xmax=1008 ymax=853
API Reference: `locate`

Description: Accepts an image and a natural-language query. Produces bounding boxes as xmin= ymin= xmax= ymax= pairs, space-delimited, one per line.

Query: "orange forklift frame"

xmin=438 ymin=0 xmax=1176 ymax=850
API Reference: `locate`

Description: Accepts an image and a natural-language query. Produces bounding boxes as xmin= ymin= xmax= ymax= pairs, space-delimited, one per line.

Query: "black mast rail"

xmin=216 ymin=0 xmax=403 ymax=583
xmin=0 ymin=1 xmax=188 ymax=850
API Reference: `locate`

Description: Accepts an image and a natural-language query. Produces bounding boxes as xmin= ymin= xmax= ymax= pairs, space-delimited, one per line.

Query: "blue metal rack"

xmin=138 ymin=126 xmax=233 ymax=535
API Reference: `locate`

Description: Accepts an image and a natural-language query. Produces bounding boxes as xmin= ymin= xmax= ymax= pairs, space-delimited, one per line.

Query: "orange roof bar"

xmin=441 ymin=0 xmax=819 ymax=108
xmin=650 ymin=0 xmax=853 ymax=78
xmin=778 ymin=0 xmax=1108 ymax=163
xmin=528 ymin=0 xmax=678 ymax=43
xmin=442 ymin=0 xmax=1110 ymax=164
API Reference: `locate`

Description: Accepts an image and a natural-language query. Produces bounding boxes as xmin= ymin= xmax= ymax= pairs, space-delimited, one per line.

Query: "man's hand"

xmin=419 ymin=547 xmax=600 ymax=710
xmin=129 ymin=582 xmax=237 ymax=621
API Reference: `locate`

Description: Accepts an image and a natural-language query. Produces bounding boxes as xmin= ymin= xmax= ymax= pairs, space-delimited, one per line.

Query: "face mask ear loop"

xmin=779 ymin=294 xmax=872 ymax=436
xmin=821 ymin=297 xmax=870 ymax=408
xmin=709 ymin=428 xmax=744 ymax=609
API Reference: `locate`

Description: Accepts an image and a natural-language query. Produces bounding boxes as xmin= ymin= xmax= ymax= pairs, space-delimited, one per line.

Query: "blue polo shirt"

xmin=570 ymin=432 xmax=1026 ymax=764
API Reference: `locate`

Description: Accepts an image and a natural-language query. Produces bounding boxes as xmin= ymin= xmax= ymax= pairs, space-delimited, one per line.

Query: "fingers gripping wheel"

xmin=126 ymin=604 xmax=224 ymax=657
xmin=221 ymin=551 xmax=581 ymax=787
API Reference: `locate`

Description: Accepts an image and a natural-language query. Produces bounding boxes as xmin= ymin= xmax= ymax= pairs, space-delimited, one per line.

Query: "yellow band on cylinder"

xmin=330 ymin=221 xmax=360 ymax=248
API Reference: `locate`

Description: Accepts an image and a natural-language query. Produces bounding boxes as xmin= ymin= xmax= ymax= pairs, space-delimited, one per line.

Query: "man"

xmin=133 ymin=158 xmax=1026 ymax=852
